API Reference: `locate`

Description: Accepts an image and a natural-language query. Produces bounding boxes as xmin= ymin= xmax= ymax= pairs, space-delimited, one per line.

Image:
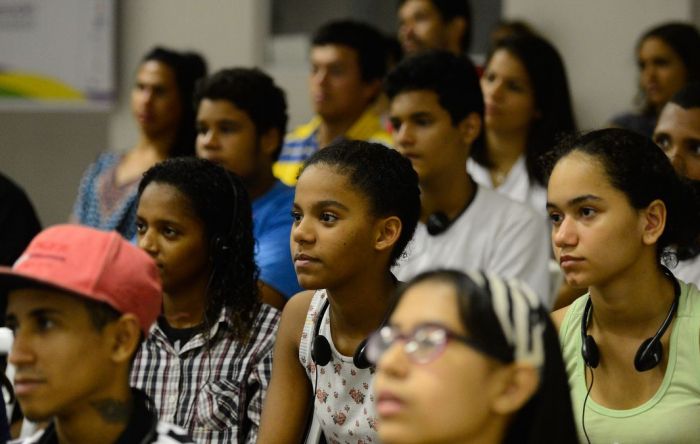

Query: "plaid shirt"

xmin=130 ymin=304 xmax=280 ymax=444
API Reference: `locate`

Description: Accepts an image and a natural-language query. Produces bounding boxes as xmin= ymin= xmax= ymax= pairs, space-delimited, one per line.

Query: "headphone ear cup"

xmin=581 ymin=335 xmax=599 ymax=368
xmin=634 ymin=337 xmax=663 ymax=372
xmin=311 ymin=335 xmax=332 ymax=367
xmin=426 ymin=212 xmax=450 ymax=236
xmin=352 ymin=338 xmax=371 ymax=369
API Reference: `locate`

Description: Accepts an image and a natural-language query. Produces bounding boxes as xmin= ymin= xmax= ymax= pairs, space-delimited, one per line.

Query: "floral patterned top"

xmin=299 ymin=290 xmax=379 ymax=444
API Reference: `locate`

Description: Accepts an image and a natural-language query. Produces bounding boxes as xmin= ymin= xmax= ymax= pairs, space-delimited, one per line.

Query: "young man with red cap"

xmin=0 ymin=224 xmax=195 ymax=444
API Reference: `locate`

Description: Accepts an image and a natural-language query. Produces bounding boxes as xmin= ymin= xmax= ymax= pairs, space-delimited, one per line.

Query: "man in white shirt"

xmin=385 ymin=50 xmax=552 ymax=305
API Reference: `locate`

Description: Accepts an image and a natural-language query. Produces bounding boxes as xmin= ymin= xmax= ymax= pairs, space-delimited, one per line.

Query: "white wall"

xmin=502 ymin=0 xmax=692 ymax=129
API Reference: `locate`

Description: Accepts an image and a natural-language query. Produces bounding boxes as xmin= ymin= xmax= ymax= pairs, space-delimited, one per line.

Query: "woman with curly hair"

xmin=130 ymin=157 xmax=279 ymax=444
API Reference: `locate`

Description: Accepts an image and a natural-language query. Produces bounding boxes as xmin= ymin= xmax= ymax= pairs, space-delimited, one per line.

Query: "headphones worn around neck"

xmin=425 ymin=183 xmax=478 ymax=236
xmin=310 ymin=298 xmax=372 ymax=369
xmin=211 ymin=169 xmax=240 ymax=260
xmin=580 ymin=267 xmax=681 ymax=372
xmin=426 ymin=212 xmax=451 ymax=236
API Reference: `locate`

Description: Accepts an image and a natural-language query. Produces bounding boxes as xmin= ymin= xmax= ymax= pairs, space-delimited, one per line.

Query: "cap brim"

xmin=0 ymin=267 xmax=93 ymax=302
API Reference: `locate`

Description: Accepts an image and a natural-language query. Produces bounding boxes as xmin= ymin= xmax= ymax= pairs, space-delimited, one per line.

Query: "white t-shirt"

xmin=671 ymin=255 xmax=700 ymax=289
xmin=394 ymin=185 xmax=553 ymax=307
xmin=467 ymin=156 xmax=547 ymax=217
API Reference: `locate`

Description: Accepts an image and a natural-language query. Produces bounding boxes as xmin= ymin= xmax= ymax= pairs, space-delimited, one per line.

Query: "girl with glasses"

xmin=370 ymin=269 xmax=578 ymax=444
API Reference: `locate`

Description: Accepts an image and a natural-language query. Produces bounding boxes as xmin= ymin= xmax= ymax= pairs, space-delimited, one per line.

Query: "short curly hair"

xmin=385 ymin=50 xmax=485 ymax=156
xmin=193 ymin=67 xmax=288 ymax=160
xmin=312 ymin=19 xmax=388 ymax=83
xmin=299 ymin=140 xmax=421 ymax=266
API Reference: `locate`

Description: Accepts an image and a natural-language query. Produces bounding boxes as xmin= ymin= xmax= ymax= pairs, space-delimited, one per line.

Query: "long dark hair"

xmin=138 ymin=157 xmax=260 ymax=341
xmin=141 ymin=46 xmax=207 ymax=157
xmin=637 ymin=22 xmax=700 ymax=115
xmin=542 ymin=128 xmax=700 ymax=263
xmin=393 ymin=269 xmax=579 ymax=444
xmin=475 ymin=34 xmax=576 ymax=186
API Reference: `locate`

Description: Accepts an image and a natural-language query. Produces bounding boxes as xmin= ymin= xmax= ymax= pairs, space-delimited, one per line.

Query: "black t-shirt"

xmin=157 ymin=317 xmax=201 ymax=352
xmin=0 ymin=172 xmax=41 ymax=267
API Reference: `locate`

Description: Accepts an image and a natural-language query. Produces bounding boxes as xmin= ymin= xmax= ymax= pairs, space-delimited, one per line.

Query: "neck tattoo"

xmin=90 ymin=398 xmax=130 ymax=424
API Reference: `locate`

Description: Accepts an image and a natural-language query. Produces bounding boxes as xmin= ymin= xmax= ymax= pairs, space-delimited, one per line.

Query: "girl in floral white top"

xmin=258 ymin=140 xmax=421 ymax=443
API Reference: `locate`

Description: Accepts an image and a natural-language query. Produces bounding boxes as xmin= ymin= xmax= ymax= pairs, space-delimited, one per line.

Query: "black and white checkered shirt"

xmin=130 ymin=304 xmax=280 ymax=444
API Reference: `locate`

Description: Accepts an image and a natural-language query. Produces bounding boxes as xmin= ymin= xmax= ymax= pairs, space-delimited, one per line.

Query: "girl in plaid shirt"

xmin=130 ymin=158 xmax=280 ymax=443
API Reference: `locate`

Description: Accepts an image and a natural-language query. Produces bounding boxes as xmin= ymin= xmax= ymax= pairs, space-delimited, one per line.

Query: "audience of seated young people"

xmin=130 ymin=158 xmax=279 ymax=443
xmin=273 ymin=20 xmax=393 ymax=185
xmin=385 ymin=50 xmax=552 ymax=305
xmin=194 ymin=67 xmax=302 ymax=309
xmin=71 ymin=47 xmax=206 ymax=240
xmin=549 ymin=129 xmax=700 ymax=443
xmin=11 ymin=11 xmax=700 ymax=444
xmin=0 ymin=224 xmax=196 ymax=443
xmin=609 ymin=22 xmax=700 ymax=138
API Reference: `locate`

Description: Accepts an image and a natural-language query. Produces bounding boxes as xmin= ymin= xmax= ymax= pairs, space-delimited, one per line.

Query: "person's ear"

xmin=458 ymin=112 xmax=482 ymax=147
xmin=640 ymin=199 xmax=666 ymax=245
xmin=446 ymin=17 xmax=467 ymax=54
xmin=260 ymin=127 xmax=281 ymax=159
xmin=107 ymin=314 xmax=142 ymax=364
xmin=360 ymin=78 xmax=383 ymax=105
xmin=374 ymin=216 xmax=402 ymax=254
xmin=490 ymin=363 xmax=540 ymax=415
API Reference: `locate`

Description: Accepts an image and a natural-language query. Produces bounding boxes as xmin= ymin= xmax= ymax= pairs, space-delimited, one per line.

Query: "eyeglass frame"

xmin=366 ymin=322 xmax=513 ymax=366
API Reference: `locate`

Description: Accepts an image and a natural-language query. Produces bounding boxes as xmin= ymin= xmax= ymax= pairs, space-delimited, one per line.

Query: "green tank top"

xmin=559 ymin=281 xmax=700 ymax=443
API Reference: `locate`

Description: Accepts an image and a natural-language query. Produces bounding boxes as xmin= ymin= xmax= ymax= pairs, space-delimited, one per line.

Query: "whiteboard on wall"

xmin=0 ymin=0 xmax=115 ymax=111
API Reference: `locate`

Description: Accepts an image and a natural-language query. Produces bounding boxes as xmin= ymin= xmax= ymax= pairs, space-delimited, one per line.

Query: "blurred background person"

xmin=609 ymin=22 xmax=700 ymax=138
xmin=71 ymin=46 xmax=206 ymax=240
xmin=195 ymin=67 xmax=302 ymax=309
xmin=397 ymin=0 xmax=471 ymax=56
xmin=274 ymin=20 xmax=391 ymax=186
xmin=653 ymin=82 xmax=700 ymax=288
xmin=469 ymin=34 xmax=576 ymax=215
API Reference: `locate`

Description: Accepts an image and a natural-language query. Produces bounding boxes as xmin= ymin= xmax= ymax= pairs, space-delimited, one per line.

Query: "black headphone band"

xmin=310 ymin=296 xmax=377 ymax=369
xmin=313 ymin=298 xmax=330 ymax=342
xmin=580 ymin=266 xmax=681 ymax=371
xmin=426 ymin=182 xmax=478 ymax=236
xmin=214 ymin=169 xmax=239 ymax=253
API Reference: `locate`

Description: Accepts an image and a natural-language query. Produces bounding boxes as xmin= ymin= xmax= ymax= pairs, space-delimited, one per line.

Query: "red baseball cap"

xmin=0 ymin=224 xmax=162 ymax=334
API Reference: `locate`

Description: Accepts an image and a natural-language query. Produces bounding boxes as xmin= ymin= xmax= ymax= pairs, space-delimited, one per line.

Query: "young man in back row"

xmin=386 ymin=50 xmax=552 ymax=304
xmin=195 ymin=67 xmax=302 ymax=309
xmin=0 ymin=224 xmax=194 ymax=444
xmin=653 ymin=82 xmax=700 ymax=288
xmin=274 ymin=19 xmax=392 ymax=185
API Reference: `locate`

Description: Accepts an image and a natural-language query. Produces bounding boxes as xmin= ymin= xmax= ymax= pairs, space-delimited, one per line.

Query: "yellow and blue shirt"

xmin=273 ymin=109 xmax=393 ymax=186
